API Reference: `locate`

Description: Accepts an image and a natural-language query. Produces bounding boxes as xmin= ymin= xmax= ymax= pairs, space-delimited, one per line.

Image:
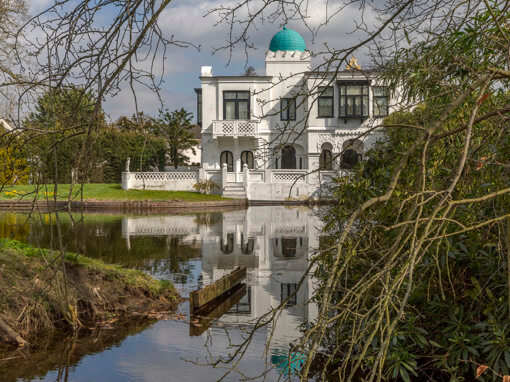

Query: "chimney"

xmin=201 ymin=66 xmax=213 ymax=77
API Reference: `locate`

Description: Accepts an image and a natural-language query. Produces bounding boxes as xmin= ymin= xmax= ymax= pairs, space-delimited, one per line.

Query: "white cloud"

xmin=103 ymin=84 xmax=195 ymax=121
xmin=24 ymin=0 xmax=378 ymax=117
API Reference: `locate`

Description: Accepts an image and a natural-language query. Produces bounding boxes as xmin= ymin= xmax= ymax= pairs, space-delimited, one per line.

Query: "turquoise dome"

xmin=269 ymin=26 xmax=306 ymax=52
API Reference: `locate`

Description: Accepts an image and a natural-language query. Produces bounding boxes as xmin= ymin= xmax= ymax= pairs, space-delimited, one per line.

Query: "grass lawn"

xmin=0 ymin=183 xmax=229 ymax=202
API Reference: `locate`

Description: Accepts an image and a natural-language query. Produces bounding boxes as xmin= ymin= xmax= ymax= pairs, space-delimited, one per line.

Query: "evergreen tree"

xmin=154 ymin=108 xmax=197 ymax=169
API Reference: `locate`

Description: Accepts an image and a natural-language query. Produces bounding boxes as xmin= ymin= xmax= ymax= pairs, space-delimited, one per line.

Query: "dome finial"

xmin=283 ymin=25 xmax=287 ymax=30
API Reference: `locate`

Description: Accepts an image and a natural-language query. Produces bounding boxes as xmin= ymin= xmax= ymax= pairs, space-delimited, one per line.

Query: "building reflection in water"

xmin=122 ymin=206 xmax=321 ymax=350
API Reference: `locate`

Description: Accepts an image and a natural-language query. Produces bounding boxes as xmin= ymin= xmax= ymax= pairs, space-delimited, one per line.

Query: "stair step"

xmin=222 ymin=182 xmax=246 ymax=199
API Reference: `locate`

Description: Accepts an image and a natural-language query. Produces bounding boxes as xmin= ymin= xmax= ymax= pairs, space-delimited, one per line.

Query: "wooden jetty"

xmin=189 ymin=267 xmax=247 ymax=313
xmin=190 ymin=283 xmax=247 ymax=336
xmin=189 ymin=267 xmax=247 ymax=336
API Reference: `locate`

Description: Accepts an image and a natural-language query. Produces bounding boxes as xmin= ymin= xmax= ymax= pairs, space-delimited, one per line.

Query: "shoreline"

xmin=0 ymin=198 xmax=333 ymax=213
xmin=0 ymin=239 xmax=180 ymax=349
xmin=0 ymin=198 xmax=248 ymax=213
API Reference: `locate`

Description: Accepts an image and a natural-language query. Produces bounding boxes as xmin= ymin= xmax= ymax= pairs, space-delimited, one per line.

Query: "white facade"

xmin=123 ymin=29 xmax=396 ymax=200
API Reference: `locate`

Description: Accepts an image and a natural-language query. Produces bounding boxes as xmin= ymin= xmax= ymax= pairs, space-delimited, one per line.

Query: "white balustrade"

xmin=271 ymin=171 xmax=307 ymax=183
xmin=122 ymin=171 xmax=198 ymax=191
xmin=131 ymin=172 xmax=198 ymax=181
xmin=212 ymin=120 xmax=259 ymax=138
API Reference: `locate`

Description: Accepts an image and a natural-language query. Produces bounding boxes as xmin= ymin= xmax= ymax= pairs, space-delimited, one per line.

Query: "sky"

xmin=28 ymin=0 xmax=376 ymax=123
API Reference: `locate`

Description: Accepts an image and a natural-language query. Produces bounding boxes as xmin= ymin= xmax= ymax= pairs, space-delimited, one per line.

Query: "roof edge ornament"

xmin=345 ymin=56 xmax=361 ymax=70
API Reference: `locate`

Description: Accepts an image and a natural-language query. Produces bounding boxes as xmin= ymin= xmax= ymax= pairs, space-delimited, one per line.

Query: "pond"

xmin=0 ymin=206 xmax=323 ymax=381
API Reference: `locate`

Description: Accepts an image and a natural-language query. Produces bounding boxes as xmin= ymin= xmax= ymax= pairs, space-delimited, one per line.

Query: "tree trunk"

xmin=0 ymin=316 xmax=27 ymax=346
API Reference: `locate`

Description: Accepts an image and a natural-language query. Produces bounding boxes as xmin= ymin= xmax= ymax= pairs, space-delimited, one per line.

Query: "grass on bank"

xmin=0 ymin=183 xmax=228 ymax=202
xmin=0 ymin=238 xmax=178 ymax=346
xmin=0 ymin=238 xmax=174 ymax=296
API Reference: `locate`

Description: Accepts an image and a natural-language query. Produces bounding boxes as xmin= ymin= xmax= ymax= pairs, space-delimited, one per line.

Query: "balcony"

xmin=212 ymin=120 xmax=259 ymax=139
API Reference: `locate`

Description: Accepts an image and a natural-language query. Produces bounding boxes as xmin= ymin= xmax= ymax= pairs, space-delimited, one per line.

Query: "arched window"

xmin=319 ymin=142 xmax=333 ymax=170
xmin=281 ymin=145 xmax=296 ymax=169
xmin=340 ymin=139 xmax=363 ymax=169
xmin=220 ymin=151 xmax=234 ymax=172
xmin=281 ymin=237 xmax=297 ymax=258
xmin=241 ymin=234 xmax=254 ymax=254
xmin=240 ymin=151 xmax=254 ymax=169
xmin=220 ymin=233 xmax=234 ymax=254
xmin=341 ymin=149 xmax=361 ymax=169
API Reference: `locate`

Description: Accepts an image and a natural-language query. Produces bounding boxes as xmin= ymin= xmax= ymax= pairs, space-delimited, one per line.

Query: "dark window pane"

xmin=339 ymin=82 xmax=369 ymax=117
xmin=281 ymin=283 xmax=297 ymax=306
xmin=238 ymin=101 xmax=249 ymax=119
xmin=363 ymin=96 xmax=369 ymax=116
xmin=347 ymin=97 xmax=354 ymax=115
xmin=225 ymin=101 xmax=236 ymax=119
xmin=341 ymin=149 xmax=359 ymax=169
xmin=319 ymin=86 xmax=334 ymax=97
xmin=318 ymin=97 xmax=333 ymax=117
xmin=220 ymin=232 xmax=234 ymax=253
xmin=355 ymin=96 xmax=362 ymax=115
xmin=241 ymin=151 xmax=254 ymax=169
xmin=346 ymin=85 xmax=361 ymax=95
xmin=373 ymin=86 xmax=387 ymax=96
xmin=318 ymin=87 xmax=334 ymax=117
xmin=281 ymin=146 xmax=296 ymax=169
xmin=220 ymin=151 xmax=234 ymax=172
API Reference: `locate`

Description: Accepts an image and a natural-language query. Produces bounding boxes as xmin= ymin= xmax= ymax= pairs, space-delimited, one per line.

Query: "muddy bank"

xmin=0 ymin=239 xmax=179 ymax=348
xmin=0 ymin=198 xmax=248 ymax=213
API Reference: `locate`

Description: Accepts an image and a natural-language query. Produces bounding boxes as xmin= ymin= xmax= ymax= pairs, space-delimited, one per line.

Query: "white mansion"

xmin=123 ymin=27 xmax=394 ymax=201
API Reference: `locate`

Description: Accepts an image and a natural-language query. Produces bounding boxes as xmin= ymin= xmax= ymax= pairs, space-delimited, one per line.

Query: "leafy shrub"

xmin=193 ymin=179 xmax=219 ymax=194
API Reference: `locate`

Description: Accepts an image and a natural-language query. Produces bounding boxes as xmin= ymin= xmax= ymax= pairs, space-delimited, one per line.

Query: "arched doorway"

xmin=240 ymin=150 xmax=254 ymax=169
xmin=220 ymin=150 xmax=234 ymax=172
xmin=281 ymin=145 xmax=296 ymax=169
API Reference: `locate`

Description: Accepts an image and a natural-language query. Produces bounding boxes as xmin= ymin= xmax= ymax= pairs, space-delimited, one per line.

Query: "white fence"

xmin=121 ymin=167 xmax=344 ymax=200
xmin=122 ymin=171 xmax=198 ymax=191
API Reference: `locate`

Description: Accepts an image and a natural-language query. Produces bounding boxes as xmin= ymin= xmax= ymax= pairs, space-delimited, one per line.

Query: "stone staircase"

xmin=222 ymin=182 xmax=247 ymax=199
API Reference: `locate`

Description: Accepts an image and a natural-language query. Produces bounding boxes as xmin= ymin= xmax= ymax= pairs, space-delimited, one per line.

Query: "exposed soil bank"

xmin=0 ymin=239 xmax=179 ymax=348
xmin=0 ymin=198 xmax=248 ymax=213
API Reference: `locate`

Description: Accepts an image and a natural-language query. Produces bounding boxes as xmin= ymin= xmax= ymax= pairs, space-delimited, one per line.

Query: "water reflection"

xmin=0 ymin=206 xmax=322 ymax=381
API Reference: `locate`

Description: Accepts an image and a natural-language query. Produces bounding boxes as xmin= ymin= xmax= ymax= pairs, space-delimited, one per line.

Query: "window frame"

xmin=194 ymin=88 xmax=202 ymax=125
xmin=340 ymin=149 xmax=362 ymax=169
xmin=280 ymin=97 xmax=296 ymax=121
xmin=338 ymin=81 xmax=369 ymax=118
xmin=373 ymin=86 xmax=389 ymax=117
xmin=220 ymin=150 xmax=234 ymax=172
xmin=281 ymin=145 xmax=297 ymax=169
xmin=240 ymin=150 xmax=254 ymax=169
xmin=319 ymin=149 xmax=333 ymax=170
xmin=223 ymin=90 xmax=250 ymax=120
xmin=317 ymin=86 xmax=334 ymax=118
xmin=281 ymin=283 xmax=298 ymax=306
xmin=220 ymin=232 xmax=234 ymax=254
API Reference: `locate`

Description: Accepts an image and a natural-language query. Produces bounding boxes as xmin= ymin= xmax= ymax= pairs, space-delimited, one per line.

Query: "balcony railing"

xmin=212 ymin=120 xmax=258 ymax=138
